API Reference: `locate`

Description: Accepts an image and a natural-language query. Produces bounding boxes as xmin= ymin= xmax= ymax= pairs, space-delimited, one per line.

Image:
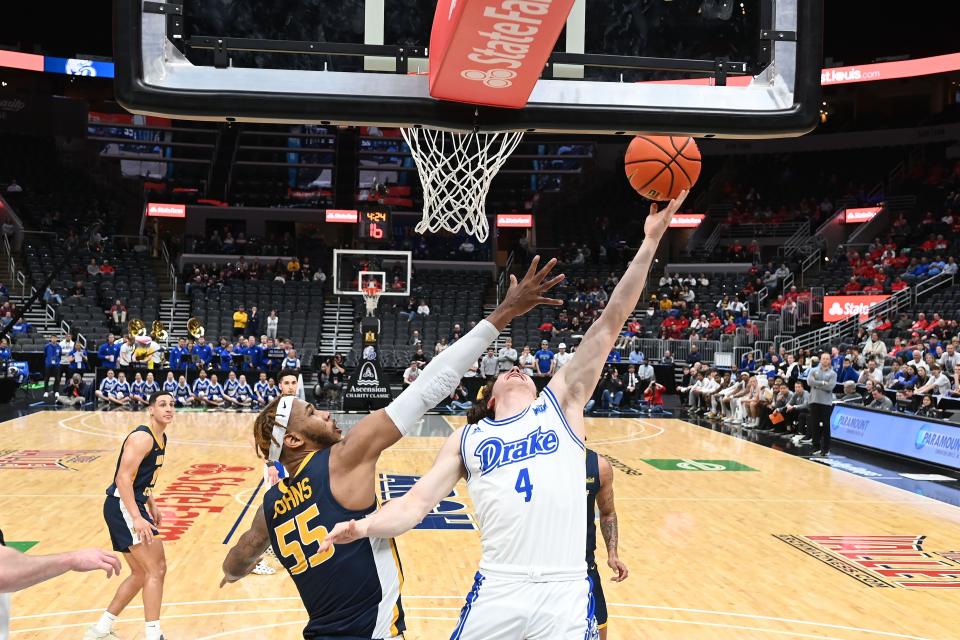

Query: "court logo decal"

xmin=641 ymin=459 xmax=757 ymax=471
xmin=0 ymin=449 xmax=107 ymax=470
xmin=5 ymin=541 xmax=38 ymax=553
xmin=601 ymin=454 xmax=643 ymax=476
xmin=380 ymin=473 xmax=477 ymax=530
xmin=775 ymin=535 xmax=960 ymax=588
xmin=152 ymin=463 xmax=255 ymax=542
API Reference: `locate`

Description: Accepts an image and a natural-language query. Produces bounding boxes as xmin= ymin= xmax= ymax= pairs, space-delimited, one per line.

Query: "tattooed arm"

xmin=596 ymin=455 xmax=628 ymax=582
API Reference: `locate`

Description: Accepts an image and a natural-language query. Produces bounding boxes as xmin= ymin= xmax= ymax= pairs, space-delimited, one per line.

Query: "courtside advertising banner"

xmin=823 ymin=295 xmax=890 ymax=322
xmin=429 ymin=0 xmax=576 ymax=108
xmin=831 ymin=405 xmax=960 ymax=470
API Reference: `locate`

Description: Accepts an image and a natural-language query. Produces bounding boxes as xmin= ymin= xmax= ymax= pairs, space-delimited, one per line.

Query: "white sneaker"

xmin=43 ymin=392 xmax=49 ymax=398
xmin=83 ymin=626 xmax=119 ymax=639
xmin=54 ymin=392 xmax=59 ymax=399
xmin=253 ymin=560 xmax=276 ymax=575
xmin=264 ymin=546 xmax=276 ymax=559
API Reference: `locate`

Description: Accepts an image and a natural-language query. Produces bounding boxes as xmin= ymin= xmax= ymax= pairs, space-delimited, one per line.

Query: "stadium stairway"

xmin=320 ymin=299 xmax=354 ymax=357
xmin=160 ymin=299 xmax=192 ymax=341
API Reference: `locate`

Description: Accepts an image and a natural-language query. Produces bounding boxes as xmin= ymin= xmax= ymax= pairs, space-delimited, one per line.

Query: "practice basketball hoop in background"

xmin=402 ymin=127 xmax=524 ymax=243
xmin=625 ymin=135 xmax=702 ymax=201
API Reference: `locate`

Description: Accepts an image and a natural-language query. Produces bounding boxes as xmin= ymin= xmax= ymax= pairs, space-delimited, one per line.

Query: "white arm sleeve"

xmin=386 ymin=319 xmax=500 ymax=434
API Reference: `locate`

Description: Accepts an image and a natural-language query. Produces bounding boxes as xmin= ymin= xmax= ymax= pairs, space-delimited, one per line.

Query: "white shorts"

xmin=449 ymin=571 xmax=597 ymax=640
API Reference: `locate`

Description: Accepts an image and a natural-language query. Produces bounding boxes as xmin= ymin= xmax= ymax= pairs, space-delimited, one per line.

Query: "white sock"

xmin=94 ymin=611 xmax=116 ymax=633
xmin=145 ymin=620 xmax=163 ymax=640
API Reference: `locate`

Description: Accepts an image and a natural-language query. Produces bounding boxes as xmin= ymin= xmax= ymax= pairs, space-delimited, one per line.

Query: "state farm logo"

xmin=461 ymin=68 xmax=516 ymax=88
xmin=823 ymin=295 xmax=890 ymax=322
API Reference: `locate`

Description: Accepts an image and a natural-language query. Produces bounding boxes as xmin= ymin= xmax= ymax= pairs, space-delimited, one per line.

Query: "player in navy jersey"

xmin=321 ymin=193 xmax=686 ymax=639
xmin=85 ymin=391 xmax=176 ymax=640
xmin=221 ymin=259 xmax=562 ymax=640
xmin=585 ymin=448 xmax=627 ymax=639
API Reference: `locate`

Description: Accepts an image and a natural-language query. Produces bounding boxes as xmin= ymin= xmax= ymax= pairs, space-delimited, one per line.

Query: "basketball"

xmin=624 ymin=135 xmax=702 ymax=201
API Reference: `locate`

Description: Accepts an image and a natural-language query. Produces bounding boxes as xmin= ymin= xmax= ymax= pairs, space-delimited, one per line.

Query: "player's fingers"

xmin=534 ymin=257 xmax=558 ymax=281
xmin=105 ymin=553 xmax=122 ymax=575
xmin=541 ymin=274 xmax=565 ymax=292
xmin=538 ymin=297 xmax=565 ymax=306
xmin=509 ymin=274 xmax=518 ymax=289
xmin=524 ymin=255 xmax=541 ymax=279
xmin=649 ymin=202 xmax=659 ymax=216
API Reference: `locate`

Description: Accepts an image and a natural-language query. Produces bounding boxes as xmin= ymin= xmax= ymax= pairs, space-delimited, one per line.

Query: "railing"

xmin=799 ymin=248 xmax=821 ymax=287
xmin=762 ymin=314 xmax=780 ymax=340
xmin=810 ymin=287 xmax=825 ymax=316
xmin=160 ymin=241 xmax=179 ymax=335
xmin=781 ymin=223 xmax=812 ymax=257
xmin=914 ymin=271 xmax=954 ymax=302
xmin=703 ymin=224 xmax=724 ymax=254
xmin=756 ymin=286 xmax=768 ymax=310
xmin=618 ymin=338 xmax=722 ymax=364
xmin=496 ymin=251 xmax=516 ymax=305
xmin=45 ymin=304 xmax=56 ymax=330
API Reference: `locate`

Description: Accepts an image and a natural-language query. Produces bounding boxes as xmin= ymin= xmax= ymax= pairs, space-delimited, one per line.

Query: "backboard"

xmin=333 ymin=249 xmax=412 ymax=297
xmin=114 ymin=0 xmax=822 ymax=137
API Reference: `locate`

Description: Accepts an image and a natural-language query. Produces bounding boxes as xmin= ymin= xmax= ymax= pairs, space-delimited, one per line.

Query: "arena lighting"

xmin=844 ymin=206 xmax=881 ymax=223
xmin=146 ymin=202 xmax=186 ymax=218
xmin=668 ymin=213 xmax=705 ymax=228
xmin=325 ymin=209 xmax=359 ymax=223
xmin=496 ymin=213 xmax=533 ymax=228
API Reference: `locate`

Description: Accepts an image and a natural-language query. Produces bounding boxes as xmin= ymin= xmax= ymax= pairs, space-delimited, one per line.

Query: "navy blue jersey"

xmin=585 ymin=448 xmax=600 ymax=567
xmin=106 ymin=425 xmax=166 ymax=503
xmin=263 ymin=449 xmax=405 ymax=638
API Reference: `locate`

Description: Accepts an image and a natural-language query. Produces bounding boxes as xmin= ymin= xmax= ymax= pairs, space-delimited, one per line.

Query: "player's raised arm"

xmin=549 ymin=191 xmax=688 ymax=430
xmin=333 ymin=256 xmax=564 ymax=468
xmin=319 ymin=427 xmax=467 ymax=551
xmin=221 ymin=505 xmax=271 ymax=585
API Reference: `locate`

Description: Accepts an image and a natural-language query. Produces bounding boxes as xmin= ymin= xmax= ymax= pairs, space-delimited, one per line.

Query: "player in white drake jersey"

xmin=321 ymin=191 xmax=688 ymax=639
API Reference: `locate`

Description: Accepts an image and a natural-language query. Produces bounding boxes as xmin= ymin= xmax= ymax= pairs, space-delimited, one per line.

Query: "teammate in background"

xmin=278 ymin=368 xmax=299 ymax=397
xmin=221 ymin=258 xmax=563 ymax=639
xmin=174 ymin=375 xmax=192 ymax=407
xmin=320 ymin=192 xmax=687 ymax=639
xmin=110 ymin=372 xmax=132 ymax=408
xmin=131 ymin=373 xmax=148 ymax=408
xmin=254 ymin=372 xmax=270 ymax=407
xmin=585 ymin=448 xmax=628 ymax=640
xmin=204 ymin=374 xmax=225 ymax=409
xmin=1 ymin=529 xmax=121 ymax=639
xmin=96 ymin=369 xmax=119 ymax=405
xmin=85 ymin=391 xmax=176 ymax=640
xmin=162 ymin=372 xmax=177 ymax=394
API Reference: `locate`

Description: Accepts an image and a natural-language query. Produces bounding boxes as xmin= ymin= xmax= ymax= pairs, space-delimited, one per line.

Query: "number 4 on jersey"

xmin=515 ymin=468 xmax=533 ymax=502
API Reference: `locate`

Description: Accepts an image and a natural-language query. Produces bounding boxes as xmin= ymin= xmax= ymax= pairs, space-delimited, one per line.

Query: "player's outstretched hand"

xmin=501 ymin=255 xmax=565 ymax=317
xmin=68 ymin=548 xmax=122 ymax=578
xmin=607 ymin=556 xmax=629 ymax=582
xmin=317 ymin=519 xmax=369 ymax=554
xmin=643 ymin=189 xmax=689 ymax=241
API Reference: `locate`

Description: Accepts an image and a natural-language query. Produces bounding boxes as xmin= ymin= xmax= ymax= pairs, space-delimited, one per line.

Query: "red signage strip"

xmin=146 ymin=202 xmax=186 ymax=218
xmin=844 ymin=207 xmax=882 ymax=224
xmin=496 ymin=213 xmax=533 ymax=228
xmin=668 ymin=213 xmax=705 ymax=228
xmin=823 ymin=295 xmax=890 ymax=322
xmin=0 ymin=50 xmax=44 ymax=72
xmin=326 ymin=209 xmax=359 ymax=223
xmin=429 ymin=0 xmax=576 ymax=108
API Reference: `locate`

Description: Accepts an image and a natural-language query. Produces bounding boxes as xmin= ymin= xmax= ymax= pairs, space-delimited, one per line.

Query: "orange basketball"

xmin=624 ymin=135 xmax=701 ymax=201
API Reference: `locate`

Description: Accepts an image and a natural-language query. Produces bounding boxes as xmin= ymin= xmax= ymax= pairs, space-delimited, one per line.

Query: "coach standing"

xmin=807 ymin=352 xmax=838 ymax=456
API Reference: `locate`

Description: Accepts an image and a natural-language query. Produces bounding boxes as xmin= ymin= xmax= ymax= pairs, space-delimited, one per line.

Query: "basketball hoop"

xmin=362 ymin=286 xmax=382 ymax=317
xmin=401 ymin=127 xmax=524 ymax=243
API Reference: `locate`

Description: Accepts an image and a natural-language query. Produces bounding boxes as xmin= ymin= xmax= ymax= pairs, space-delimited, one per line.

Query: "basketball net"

xmin=363 ymin=286 xmax=381 ymax=317
xmin=401 ymin=127 xmax=524 ymax=243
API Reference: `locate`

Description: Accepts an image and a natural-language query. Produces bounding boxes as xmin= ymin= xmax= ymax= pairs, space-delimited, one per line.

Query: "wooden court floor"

xmin=2 ymin=410 xmax=960 ymax=639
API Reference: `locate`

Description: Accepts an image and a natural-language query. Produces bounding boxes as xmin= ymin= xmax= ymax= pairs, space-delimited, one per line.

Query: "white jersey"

xmin=460 ymin=386 xmax=586 ymax=578
xmin=0 ymin=592 xmax=8 ymax=640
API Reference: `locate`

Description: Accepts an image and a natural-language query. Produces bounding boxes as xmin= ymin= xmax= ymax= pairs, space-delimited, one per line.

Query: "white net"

xmin=363 ymin=289 xmax=381 ymax=317
xmin=401 ymin=127 xmax=524 ymax=243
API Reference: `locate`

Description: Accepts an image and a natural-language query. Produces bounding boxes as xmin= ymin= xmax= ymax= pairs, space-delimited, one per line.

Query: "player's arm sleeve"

xmin=363 ymin=428 xmax=466 ymax=539
xmin=222 ymin=506 xmax=271 ymax=583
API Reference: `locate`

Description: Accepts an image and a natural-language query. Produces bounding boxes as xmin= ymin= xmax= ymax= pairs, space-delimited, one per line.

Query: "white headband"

xmin=268 ymin=395 xmax=295 ymax=463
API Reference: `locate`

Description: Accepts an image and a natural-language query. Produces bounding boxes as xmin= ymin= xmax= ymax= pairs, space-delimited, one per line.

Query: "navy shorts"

xmin=103 ymin=496 xmax=158 ymax=552
xmin=588 ymin=565 xmax=607 ymax=629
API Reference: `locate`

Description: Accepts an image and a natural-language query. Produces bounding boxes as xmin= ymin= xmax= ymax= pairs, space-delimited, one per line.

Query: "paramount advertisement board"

xmin=831 ymin=405 xmax=960 ymax=470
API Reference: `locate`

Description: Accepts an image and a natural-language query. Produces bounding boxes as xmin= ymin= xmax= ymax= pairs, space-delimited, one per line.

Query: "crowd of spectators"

xmin=183 ymin=256 xmax=328 ymax=294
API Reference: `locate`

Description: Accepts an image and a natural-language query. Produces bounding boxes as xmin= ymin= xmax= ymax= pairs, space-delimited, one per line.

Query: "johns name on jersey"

xmin=474 ymin=426 xmax=559 ymax=475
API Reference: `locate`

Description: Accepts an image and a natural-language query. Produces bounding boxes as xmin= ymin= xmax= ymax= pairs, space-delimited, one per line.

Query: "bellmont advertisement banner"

xmin=830 ymin=405 xmax=960 ymax=470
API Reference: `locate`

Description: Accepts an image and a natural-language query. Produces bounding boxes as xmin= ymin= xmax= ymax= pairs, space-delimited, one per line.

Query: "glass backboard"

xmin=333 ymin=249 xmax=413 ymax=297
xmin=114 ymin=0 xmax=822 ymax=137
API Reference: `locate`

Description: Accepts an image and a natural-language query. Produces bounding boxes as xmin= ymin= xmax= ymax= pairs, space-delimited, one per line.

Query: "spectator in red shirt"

xmin=841 ymin=277 xmax=862 ymax=294
xmin=863 ymin=282 xmax=883 ymax=294
xmin=99 ymin=261 xmax=115 ymax=275
xmin=911 ymin=313 xmax=930 ymax=332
